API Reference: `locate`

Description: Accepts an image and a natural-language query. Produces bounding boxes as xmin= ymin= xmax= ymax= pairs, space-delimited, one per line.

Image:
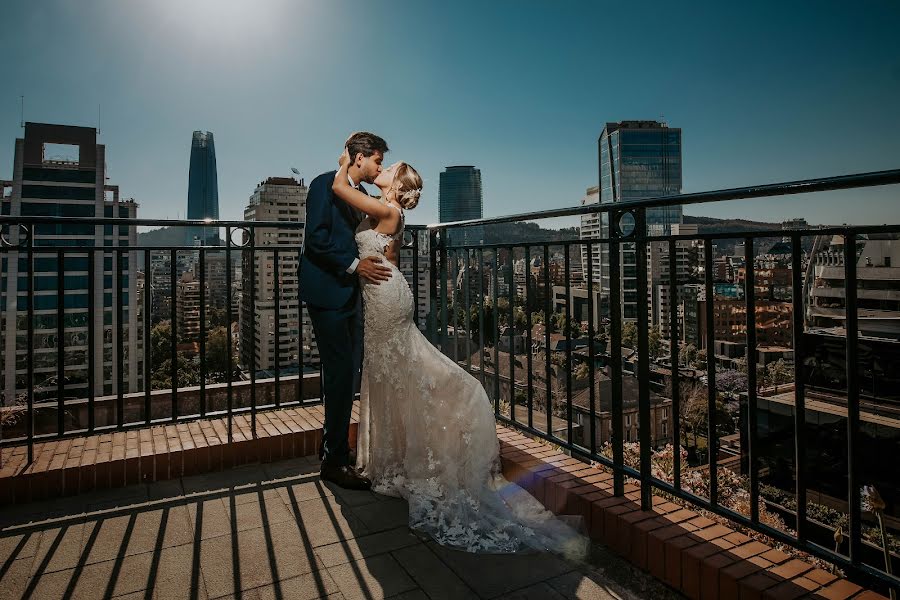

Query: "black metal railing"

xmin=0 ymin=217 xmax=428 ymax=454
xmin=1 ymin=169 xmax=898 ymax=592
xmin=426 ymin=168 xmax=900 ymax=593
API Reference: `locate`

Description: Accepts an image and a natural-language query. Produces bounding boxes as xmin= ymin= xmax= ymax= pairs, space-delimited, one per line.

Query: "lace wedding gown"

xmin=354 ymin=203 xmax=590 ymax=560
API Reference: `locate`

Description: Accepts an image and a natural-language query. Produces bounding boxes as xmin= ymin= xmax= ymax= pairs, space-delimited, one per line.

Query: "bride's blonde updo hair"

xmin=391 ymin=162 xmax=423 ymax=210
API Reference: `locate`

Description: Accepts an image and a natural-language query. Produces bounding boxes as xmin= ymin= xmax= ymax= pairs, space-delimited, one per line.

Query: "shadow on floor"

xmin=0 ymin=455 xmax=683 ymax=599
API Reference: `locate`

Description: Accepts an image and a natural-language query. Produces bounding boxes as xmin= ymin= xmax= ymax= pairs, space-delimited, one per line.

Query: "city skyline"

xmin=0 ymin=1 xmax=898 ymax=229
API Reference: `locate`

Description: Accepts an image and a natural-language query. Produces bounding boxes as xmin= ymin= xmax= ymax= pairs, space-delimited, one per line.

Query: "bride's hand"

xmin=338 ymin=147 xmax=351 ymax=169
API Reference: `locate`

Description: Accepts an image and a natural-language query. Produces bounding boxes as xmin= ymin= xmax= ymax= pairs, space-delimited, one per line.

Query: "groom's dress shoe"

xmin=320 ymin=463 xmax=372 ymax=491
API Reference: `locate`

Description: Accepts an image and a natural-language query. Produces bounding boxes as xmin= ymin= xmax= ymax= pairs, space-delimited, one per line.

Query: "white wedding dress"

xmin=354 ymin=202 xmax=590 ymax=560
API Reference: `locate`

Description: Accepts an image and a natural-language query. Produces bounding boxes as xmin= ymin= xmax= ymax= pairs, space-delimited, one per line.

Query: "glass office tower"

xmin=592 ymin=121 xmax=682 ymax=320
xmin=186 ymin=131 xmax=219 ymax=245
xmin=439 ymin=166 xmax=483 ymax=247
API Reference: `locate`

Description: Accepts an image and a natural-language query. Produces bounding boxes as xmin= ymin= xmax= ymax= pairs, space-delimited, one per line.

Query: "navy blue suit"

xmin=300 ymin=170 xmax=365 ymax=467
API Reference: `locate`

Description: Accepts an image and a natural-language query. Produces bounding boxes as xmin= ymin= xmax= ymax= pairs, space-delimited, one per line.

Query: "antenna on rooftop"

xmin=97 ymin=103 xmax=102 ymax=140
xmin=19 ymin=96 xmax=24 ymax=129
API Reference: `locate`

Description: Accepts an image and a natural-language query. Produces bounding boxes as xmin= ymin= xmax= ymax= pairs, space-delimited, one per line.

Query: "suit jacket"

xmin=299 ymin=170 xmax=366 ymax=309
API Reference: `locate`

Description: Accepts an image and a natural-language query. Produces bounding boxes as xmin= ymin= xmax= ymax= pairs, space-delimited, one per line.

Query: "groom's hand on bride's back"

xmin=357 ymin=256 xmax=391 ymax=284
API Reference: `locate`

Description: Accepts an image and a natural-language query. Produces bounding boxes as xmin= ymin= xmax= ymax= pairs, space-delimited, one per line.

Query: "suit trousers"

xmin=307 ymin=292 xmax=363 ymax=467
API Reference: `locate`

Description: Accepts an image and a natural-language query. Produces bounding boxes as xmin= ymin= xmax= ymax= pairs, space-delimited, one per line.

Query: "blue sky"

xmin=1 ymin=0 xmax=898 ymax=228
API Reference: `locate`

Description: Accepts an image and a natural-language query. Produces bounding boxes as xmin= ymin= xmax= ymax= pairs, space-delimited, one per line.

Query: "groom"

xmin=300 ymin=132 xmax=392 ymax=490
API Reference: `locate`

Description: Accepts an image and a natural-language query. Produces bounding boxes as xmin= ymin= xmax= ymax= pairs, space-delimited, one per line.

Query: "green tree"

xmin=205 ymin=326 xmax=236 ymax=382
xmin=692 ymin=349 xmax=708 ymax=370
xmin=648 ymin=327 xmax=662 ymax=358
xmin=766 ymin=359 xmax=792 ymax=392
xmin=681 ymin=343 xmax=698 ymax=368
xmin=621 ymin=322 xmax=637 ymax=349
xmin=574 ymin=363 xmax=590 ymax=381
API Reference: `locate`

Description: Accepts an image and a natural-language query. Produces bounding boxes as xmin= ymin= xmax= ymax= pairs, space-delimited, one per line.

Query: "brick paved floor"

xmin=0 ymin=455 xmax=683 ymax=600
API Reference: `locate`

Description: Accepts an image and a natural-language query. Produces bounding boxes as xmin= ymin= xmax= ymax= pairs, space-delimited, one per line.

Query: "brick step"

xmin=0 ymin=403 xmax=358 ymax=505
xmin=496 ymin=429 xmax=890 ymax=600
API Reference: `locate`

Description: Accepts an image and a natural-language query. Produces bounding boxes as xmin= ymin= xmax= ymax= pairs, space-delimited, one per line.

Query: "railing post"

xmin=668 ymin=238 xmax=681 ymax=492
xmin=199 ymin=248 xmax=207 ymax=416
xmin=790 ymin=232 xmax=807 ymax=541
xmin=744 ymin=237 xmax=759 ymax=523
xmin=704 ymin=238 xmax=718 ymax=507
xmin=844 ymin=232 xmax=861 ymax=565
xmin=635 ymin=209 xmax=652 ymax=510
xmin=609 ymin=218 xmax=625 ymax=497
xmin=170 ymin=248 xmax=178 ymax=422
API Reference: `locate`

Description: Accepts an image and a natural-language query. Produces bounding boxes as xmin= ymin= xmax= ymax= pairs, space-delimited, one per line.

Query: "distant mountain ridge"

xmin=138 ymin=226 xmax=224 ymax=248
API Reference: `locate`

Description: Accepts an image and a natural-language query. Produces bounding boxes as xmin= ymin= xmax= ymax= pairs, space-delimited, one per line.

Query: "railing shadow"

xmin=0 ymin=456 xmax=410 ymax=599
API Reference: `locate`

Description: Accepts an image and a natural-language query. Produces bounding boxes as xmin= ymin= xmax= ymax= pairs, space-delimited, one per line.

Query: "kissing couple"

xmin=299 ymin=132 xmax=589 ymax=558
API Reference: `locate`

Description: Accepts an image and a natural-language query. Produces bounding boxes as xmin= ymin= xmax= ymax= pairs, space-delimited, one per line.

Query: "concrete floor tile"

xmin=29 ymin=521 xmax=87 ymax=575
xmin=496 ymin=581 xmax=568 ymax=600
xmin=286 ymin=496 xmax=371 ymax=549
xmin=315 ymin=527 xmax=421 ymax=568
xmin=252 ymin=570 xmax=343 ymax=600
xmin=545 ymin=570 xmax=626 ymax=600
xmin=0 ymin=557 xmax=32 ymax=600
xmin=391 ymin=543 xmax=477 ymax=600
xmin=199 ymin=526 xmax=324 ymax=599
xmin=0 ymin=529 xmax=41 ymax=566
xmin=349 ymin=498 xmax=410 ymax=534
xmin=425 ymin=541 xmax=572 ymax=599
xmin=326 ymin=553 xmax=417 ymax=600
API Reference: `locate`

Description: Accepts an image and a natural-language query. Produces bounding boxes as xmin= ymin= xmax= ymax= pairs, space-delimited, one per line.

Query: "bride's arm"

xmin=332 ymin=150 xmax=394 ymax=220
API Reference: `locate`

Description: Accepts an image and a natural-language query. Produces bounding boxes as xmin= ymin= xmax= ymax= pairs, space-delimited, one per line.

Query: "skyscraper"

xmin=1 ymin=123 xmax=141 ymax=403
xmin=581 ymin=121 xmax=682 ymax=320
xmin=439 ymin=166 xmax=483 ymax=247
xmin=240 ymin=177 xmax=317 ymax=374
xmin=186 ymin=131 xmax=219 ymax=245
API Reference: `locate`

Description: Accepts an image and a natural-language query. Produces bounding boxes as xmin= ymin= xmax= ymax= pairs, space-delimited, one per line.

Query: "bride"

xmin=332 ymin=149 xmax=589 ymax=560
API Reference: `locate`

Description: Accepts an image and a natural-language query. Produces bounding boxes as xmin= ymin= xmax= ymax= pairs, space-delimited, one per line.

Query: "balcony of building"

xmin=2 ymin=168 xmax=900 ymax=599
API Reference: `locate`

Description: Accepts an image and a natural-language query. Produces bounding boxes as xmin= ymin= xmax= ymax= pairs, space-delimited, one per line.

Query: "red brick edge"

xmin=0 ymin=404 xmax=358 ymax=506
xmin=496 ymin=426 xmax=889 ymax=600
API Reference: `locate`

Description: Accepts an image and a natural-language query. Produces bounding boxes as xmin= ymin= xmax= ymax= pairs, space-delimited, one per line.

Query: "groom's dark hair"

xmin=345 ymin=131 xmax=389 ymax=159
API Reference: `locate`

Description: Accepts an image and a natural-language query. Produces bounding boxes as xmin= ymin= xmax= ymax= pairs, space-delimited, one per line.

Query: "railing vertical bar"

xmin=844 ymin=232 xmax=861 ymax=565
xmin=544 ymin=245 xmax=553 ymax=438
xmin=586 ymin=241 xmax=596 ymax=456
xmin=668 ymin=238 xmax=681 ymax=491
xmin=26 ymin=236 xmax=35 ymax=462
xmin=464 ymin=248 xmax=472 ymax=374
xmin=249 ymin=228 xmax=257 ymax=435
xmin=427 ymin=229 xmax=437 ymax=345
xmin=273 ymin=249 xmax=280 ymax=408
xmin=790 ymin=233 xmax=807 ymax=541
xmin=298 ymin=244 xmax=304 ymax=404
xmin=89 ymin=249 xmax=97 ymax=432
xmin=635 ymin=210 xmax=652 ymax=510
xmin=450 ymin=249 xmax=459 ymax=365
xmin=492 ymin=249 xmax=500 ymax=416
xmin=142 ymin=249 xmax=150 ymax=425
xmin=508 ymin=246 xmax=516 ymax=424
xmin=704 ymin=238 xmax=717 ymax=507
xmin=564 ymin=245 xmax=573 ymax=444
xmin=412 ymin=231 xmax=420 ymax=328
xmin=170 ymin=248 xmax=178 ymax=422
xmin=56 ymin=250 xmax=65 ymax=436
xmin=199 ymin=248 xmax=207 ymax=417
xmin=744 ymin=237 xmax=759 ymax=523
xmin=439 ymin=233 xmax=448 ymax=354
xmin=116 ymin=249 xmax=125 ymax=428
xmin=525 ymin=245 xmax=534 ymax=430
xmin=225 ymin=228 xmax=233 ymax=442
xmin=609 ymin=235 xmax=625 ymax=496
xmin=478 ymin=248 xmax=486 ymax=388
